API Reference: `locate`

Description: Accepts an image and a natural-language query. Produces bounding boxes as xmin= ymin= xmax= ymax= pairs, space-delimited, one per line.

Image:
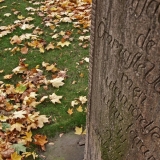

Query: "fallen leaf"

xmin=79 ymin=96 xmax=87 ymax=104
xmin=49 ymin=93 xmax=62 ymax=104
xmin=40 ymin=96 xmax=48 ymax=102
xmin=57 ymin=41 xmax=71 ymax=47
xmin=17 ymin=15 xmax=25 ymax=19
xmin=59 ymin=133 xmax=63 ymax=137
xmin=15 ymin=83 xmax=27 ymax=93
xmin=11 ymin=152 xmax=23 ymax=160
xmin=10 ymin=123 xmax=24 ymax=132
xmin=67 ymin=108 xmax=73 ymax=115
xmin=36 ymin=115 xmax=49 ymax=128
xmin=4 ymin=13 xmax=11 ymax=17
xmin=71 ymin=100 xmax=79 ymax=107
xmin=12 ymin=110 xmax=27 ymax=119
xmin=22 ymin=131 xmax=32 ymax=144
xmin=12 ymin=143 xmax=26 ymax=154
xmin=34 ymin=134 xmax=48 ymax=151
xmin=45 ymin=43 xmax=55 ymax=50
xmin=49 ymin=77 xmax=64 ymax=88
xmin=21 ymin=46 xmax=28 ymax=54
xmin=3 ymin=74 xmax=13 ymax=79
xmin=77 ymin=105 xmax=83 ymax=112
xmin=84 ymin=57 xmax=89 ymax=63
xmin=0 ymin=115 xmax=8 ymax=122
xmin=75 ymin=126 xmax=82 ymax=135
xmin=10 ymin=35 xmax=22 ymax=45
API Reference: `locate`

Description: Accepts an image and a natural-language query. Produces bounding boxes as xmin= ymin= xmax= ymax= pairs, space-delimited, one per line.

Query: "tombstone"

xmin=85 ymin=0 xmax=160 ymax=159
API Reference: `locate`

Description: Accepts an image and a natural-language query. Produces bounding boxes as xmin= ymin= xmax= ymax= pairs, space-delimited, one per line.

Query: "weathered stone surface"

xmin=85 ymin=0 xmax=160 ymax=159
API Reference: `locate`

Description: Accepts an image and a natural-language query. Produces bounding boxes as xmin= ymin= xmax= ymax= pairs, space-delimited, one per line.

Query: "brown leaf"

xmin=34 ymin=134 xmax=48 ymax=151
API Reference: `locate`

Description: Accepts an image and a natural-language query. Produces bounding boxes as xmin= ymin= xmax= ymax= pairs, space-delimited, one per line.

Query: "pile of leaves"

xmin=0 ymin=0 xmax=91 ymax=159
xmin=0 ymin=0 xmax=91 ymax=54
xmin=0 ymin=59 xmax=68 ymax=159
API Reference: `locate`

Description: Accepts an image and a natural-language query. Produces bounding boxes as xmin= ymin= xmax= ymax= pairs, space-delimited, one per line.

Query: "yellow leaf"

xmin=22 ymin=131 xmax=32 ymax=143
xmin=77 ymin=105 xmax=83 ymax=112
xmin=45 ymin=43 xmax=55 ymax=50
xmin=82 ymin=129 xmax=86 ymax=134
xmin=57 ymin=41 xmax=71 ymax=47
xmin=75 ymin=126 xmax=82 ymax=135
xmin=79 ymin=96 xmax=87 ymax=104
xmin=39 ymin=47 xmax=45 ymax=53
xmin=0 ymin=115 xmax=8 ymax=122
xmin=79 ymin=73 xmax=84 ymax=78
xmin=36 ymin=115 xmax=49 ymax=128
xmin=17 ymin=15 xmax=25 ymax=19
xmin=4 ymin=13 xmax=11 ymax=17
xmin=11 ymin=152 xmax=22 ymax=160
xmin=49 ymin=93 xmax=62 ymax=104
xmin=49 ymin=77 xmax=64 ymax=88
xmin=10 ymin=123 xmax=24 ymax=132
xmin=3 ymin=74 xmax=13 ymax=79
xmin=67 ymin=108 xmax=73 ymax=115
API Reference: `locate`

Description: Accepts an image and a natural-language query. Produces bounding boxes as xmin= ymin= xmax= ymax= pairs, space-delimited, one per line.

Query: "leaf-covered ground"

xmin=0 ymin=0 xmax=91 ymax=159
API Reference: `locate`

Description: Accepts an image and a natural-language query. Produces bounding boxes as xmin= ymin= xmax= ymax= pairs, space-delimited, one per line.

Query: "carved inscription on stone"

xmin=87 ymin=0 xmax=160 ymax=159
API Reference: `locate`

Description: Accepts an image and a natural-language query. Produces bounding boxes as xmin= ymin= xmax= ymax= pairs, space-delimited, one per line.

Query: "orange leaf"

xmin=67 ymin=108 xmax=73 ymax=115
xmin=21 ymin=46 xmax=28 ymax=54
xmin=34 ymin=134 xmax=48 ymax=151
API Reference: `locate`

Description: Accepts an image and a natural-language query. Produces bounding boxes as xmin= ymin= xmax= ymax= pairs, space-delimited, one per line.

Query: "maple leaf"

xmin=10 ymin=123 xmax=24 ymax=132
xmin=75 ymin=126 xmax=83 ymax=135
xmin=42 ymin=61 xmax=50 ymax=67
xmin=11 ymin=152 xmax=23 ymax=160
xmin=36 ymin=115 xmax=49 ymax=128
xmin=17 ymin=15 xmax=25 ymax=19
xmin=3 ymin=74 xmax=13 ymax=79
xmin=46 ymin=64 xmax=58 ymax=72
xmin=22 ymin=131 xmax=32 ymax=143
xmin=52 ymin=33 xmax=59 ymax=39
xmin=49 ymin=93 xmax=62 ymax=104
xmin=49 ymin=77 xmax=64 ymax=88
xmin=67 ymin=108 xmax=73 ymax=115
xmin=12 ymin=66 xmax=27 ymax=74
xmin=0 ymin=115 xmax=8 ymax=122
xmin=77 ymin=105 xmax=83 ymax=112
xmin=12 ymin=143 xmax=26 ymax=154
xmin=34 ymin=134 xmax=48 ymax=151
xmin=71 ymin=100 xmax=79 ymax=107
xmin=15 ymin=84 xmax=27 ymax=93
xmin=79 ymin=96 xmax=87 ymax=104
xmin=45 ymin=42 xmax=55 ymax=50
xmin=57 ymin=41 xmax=71 ymax=47
xmin=20 ymin=46 xmax=28 ymax=54
xmin=12 ymin=110 xmax=27 ymax=119
xmin=4 ymin=13 xmax=11 ymax=17
xmin=10 ymin=35 xmax=22 ymax=45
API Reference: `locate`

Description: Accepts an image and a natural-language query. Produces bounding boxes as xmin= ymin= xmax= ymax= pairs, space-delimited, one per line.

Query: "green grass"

xmin=0 ymin=0 xmax=89 ymax=158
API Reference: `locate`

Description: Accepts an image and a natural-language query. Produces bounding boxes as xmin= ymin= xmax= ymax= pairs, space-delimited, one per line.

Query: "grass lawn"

xmin=0 ymin=0 xmax=91 ymax=159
